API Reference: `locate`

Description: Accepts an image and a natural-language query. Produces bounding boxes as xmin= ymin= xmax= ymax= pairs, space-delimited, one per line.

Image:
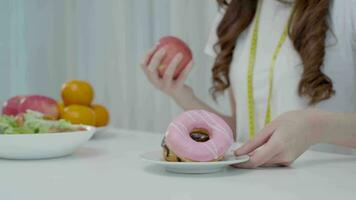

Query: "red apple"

xmin=18 ymin=95 xmax=60 ymax=120
xmin=2 ymin=96 xmax=25 ymax=116
xmin=151 ymin=36 xmax=193 ymax=79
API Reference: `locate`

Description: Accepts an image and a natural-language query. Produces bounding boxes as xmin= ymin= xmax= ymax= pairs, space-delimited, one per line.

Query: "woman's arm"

xmin=317 ymin=111 xmax=356 ymax=148
xmin=173 ymin=88 xmax=236 ymax=134
xmin=233 ymin=109 xmax=356 ymax=168
xmin=140 ymin=46 xmax=236 ymax=132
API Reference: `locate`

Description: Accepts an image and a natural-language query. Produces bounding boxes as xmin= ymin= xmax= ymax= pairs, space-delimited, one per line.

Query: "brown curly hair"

xmin=211 ymin=0 xmax=334 ymax=105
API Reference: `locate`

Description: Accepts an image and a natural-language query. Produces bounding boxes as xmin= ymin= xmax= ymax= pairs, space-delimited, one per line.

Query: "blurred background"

xmin=0 ymin=0 xmax=231 ymax=133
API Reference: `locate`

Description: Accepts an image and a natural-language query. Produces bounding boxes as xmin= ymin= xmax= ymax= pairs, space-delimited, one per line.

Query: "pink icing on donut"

xmin=165 ymin=110 xmax=234 ymax=162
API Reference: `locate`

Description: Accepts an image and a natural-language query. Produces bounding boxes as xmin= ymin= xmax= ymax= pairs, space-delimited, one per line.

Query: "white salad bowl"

xmin=0 ymin=126 xmax=95 ymax=160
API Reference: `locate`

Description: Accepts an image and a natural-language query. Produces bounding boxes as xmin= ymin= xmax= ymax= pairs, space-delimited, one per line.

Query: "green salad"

xmin=0 ymin=110 xmax=84 ymax=134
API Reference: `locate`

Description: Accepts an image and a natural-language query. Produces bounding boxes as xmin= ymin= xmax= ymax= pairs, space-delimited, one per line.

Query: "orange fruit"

xmin=62 ymin=105 xmax=96 ymax=126
xmin=92 ymin=104 xmax=110 ymax=127
xmin=61 ymin=80 xmax=94 ymax=106
xmin=58 ymin=102 xmax=65 ymax=118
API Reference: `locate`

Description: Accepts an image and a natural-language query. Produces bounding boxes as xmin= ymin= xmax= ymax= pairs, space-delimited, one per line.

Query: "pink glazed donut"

xmin=162 ymin=110 xmax=234 ymax=162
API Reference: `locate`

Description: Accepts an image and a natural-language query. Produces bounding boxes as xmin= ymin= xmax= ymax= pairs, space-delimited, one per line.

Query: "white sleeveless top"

xmin=205 ymin=0 xmax=356 ymax=152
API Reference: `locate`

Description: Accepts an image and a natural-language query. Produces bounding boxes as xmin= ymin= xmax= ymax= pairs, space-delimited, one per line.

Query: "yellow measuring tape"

xmin=247 ymin=4 xmax=293 ymax=138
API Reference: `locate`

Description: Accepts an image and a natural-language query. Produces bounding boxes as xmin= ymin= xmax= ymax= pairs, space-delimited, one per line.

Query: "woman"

xmin=141 ymin=0 xmax=356 ymax=168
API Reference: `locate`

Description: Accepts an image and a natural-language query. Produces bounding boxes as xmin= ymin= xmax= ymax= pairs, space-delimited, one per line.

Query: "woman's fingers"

xmin=141 ymin=62 xmax=161 ymax=87
xmin=247 ymin=150 xmax=257 ymax=157
xmin=141 ymin=47 xmax=193 ymax=93
xmin=261 ymin=153 xmax=292 ymax=167
xmin=140 ymin=46 xmax=166 ymax=88
xmin=235 ymin=120 xmax=280 ymax=156
xmin=175 ymin=61 xmax=194 ymax=88
xmin=142 ymin=45 xmax=159 ymax=67
xmin=262 ymin=153 xmax=283 ymax=167
xmin=140 ymin=53 xmax=161 ymax=88
xmin=148 ymin=47 xmax=166 ymax=72
xmin=233 ymin=137 xmax=281 ymax=168
xmin=163 ymin=53 xmax=183 ymax=89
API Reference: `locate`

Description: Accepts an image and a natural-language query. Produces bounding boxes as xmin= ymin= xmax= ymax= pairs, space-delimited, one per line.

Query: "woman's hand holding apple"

xmin=140 ymin=36 xmax=232 ymax=126
xmin=140 ymin=36 xmax=194 ymax=102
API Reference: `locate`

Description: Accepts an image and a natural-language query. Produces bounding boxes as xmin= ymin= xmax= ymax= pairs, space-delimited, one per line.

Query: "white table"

xmin=1 ymin=129 xmax=356 ymax=200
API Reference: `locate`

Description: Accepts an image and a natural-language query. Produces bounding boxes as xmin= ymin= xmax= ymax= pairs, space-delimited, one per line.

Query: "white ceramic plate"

xmin=141 ymin=150 xmax=249 ymax=174
xmin=0 ymin=126 xmax=95 ymax=160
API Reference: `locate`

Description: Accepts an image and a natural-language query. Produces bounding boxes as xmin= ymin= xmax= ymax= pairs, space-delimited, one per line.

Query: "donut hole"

xmin=190 ymin=128 xmax=210 ymax=142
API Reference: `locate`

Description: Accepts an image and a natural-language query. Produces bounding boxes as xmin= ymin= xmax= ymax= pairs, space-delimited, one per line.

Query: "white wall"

xmin=0 ymin=0 xmax=231 ymax=133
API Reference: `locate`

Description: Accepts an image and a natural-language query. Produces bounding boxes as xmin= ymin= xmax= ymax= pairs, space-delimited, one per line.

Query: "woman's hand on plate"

xmin=233 ymin=109 xmax=325 ymax=168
